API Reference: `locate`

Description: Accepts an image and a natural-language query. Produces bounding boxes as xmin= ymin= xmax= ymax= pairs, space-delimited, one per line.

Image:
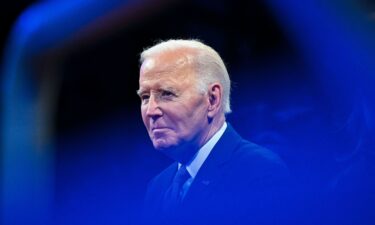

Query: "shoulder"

xmin=224 ymin=139 xmax=291 ymax=186
xmin=222 ymin=123 xmax=286 ymax=167
xmin=234 ymin=140 xmax=286 ymax=169
xmin=217 ymin=124 xmax=290 ymax=181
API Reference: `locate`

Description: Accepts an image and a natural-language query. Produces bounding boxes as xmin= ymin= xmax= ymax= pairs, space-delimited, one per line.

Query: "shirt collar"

xmin=179 ymin=122 xmax=227 ymax=179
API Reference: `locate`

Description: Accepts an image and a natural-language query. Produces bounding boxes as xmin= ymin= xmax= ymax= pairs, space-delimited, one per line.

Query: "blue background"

xmin=1 ymin=0 xmax=375 ymax=224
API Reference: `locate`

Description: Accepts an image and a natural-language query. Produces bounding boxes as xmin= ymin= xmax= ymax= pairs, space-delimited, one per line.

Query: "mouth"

xmin=151 ymin=127 xmax=171 ymax=139
xmin=152 ymin=127 xmax=170 ymax=131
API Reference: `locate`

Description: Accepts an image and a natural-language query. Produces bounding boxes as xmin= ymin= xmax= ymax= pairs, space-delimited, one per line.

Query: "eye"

xmin=162 ymin=90 xmax=174 ymax=97
xmin=140 ymin=94 xmax=150 ymax=103
xmin=161 ymin=90 xmax=177 ymax=100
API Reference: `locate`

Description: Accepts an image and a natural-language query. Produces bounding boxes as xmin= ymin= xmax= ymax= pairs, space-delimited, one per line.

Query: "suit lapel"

xmin=150 ymin=162 xmax=178 ymax=209
xmin=160 ymin=162 xmax=178 ymax=190
xmin=182 ymin=124 xmax=243 ymax=204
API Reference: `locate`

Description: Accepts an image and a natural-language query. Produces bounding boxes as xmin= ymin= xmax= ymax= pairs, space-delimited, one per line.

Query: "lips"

xmin=151 ymin=127 xmax=170 ymax=138
xmin=152 ymin=127 xmax=170 ymax=131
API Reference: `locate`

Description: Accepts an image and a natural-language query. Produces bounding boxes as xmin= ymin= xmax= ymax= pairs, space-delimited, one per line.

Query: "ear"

xmin=207 ymin=83 xmax=223 ymax=118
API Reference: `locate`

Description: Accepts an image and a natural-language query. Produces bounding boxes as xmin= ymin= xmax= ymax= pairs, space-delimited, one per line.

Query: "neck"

xmin=173 ymin=114 xmax=226 ymax=164
xmin=199 ymin=114 xmax=225 ymax=149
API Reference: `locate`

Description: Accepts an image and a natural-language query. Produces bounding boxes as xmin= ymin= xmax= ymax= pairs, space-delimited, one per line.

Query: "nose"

xmin=145 ymin=95 xmax=163 ymax=118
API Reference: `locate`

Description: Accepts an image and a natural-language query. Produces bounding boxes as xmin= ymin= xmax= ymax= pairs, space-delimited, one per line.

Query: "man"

xmin=137 ymin=39 xmax=293 ymax=225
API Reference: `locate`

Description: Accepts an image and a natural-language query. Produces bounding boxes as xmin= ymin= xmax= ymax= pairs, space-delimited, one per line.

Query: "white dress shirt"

xmin=178 ymin=122 xmax=228 ymax=199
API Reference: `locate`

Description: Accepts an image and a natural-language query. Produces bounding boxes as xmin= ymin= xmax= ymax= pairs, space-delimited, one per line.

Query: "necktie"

xmin=162 ymin=165 xmax=191 ymax=214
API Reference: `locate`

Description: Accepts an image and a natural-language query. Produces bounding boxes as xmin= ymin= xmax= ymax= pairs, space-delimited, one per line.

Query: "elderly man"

xmin=137 ymin=39 xmax=293 ymax=225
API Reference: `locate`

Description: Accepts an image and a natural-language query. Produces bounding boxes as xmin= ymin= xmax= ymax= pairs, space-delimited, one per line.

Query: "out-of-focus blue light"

xmin=1 ymin=1 xmax=135 ymax=225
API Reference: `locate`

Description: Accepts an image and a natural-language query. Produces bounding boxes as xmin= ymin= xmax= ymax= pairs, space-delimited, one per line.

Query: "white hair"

xmin=140 ymin=39 xmax=232 ymax=114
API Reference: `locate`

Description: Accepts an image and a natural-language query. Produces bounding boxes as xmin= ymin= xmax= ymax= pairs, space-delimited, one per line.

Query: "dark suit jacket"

xmin=143 ymin=124 xmax=295 ymax=225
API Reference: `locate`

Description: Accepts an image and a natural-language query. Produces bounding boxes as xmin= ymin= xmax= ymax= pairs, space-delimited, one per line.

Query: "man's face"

xmin=138 ymin=51 xmax=210 ymax=154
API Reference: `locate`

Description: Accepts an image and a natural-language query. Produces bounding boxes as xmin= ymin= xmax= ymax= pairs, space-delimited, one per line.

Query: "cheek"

xmin=188 ymin=99 xmax=208 ymax=120
xmin=176 ymin=103 xmax=207 ymax=132
xmin=141 ymin=107 xmax=149 ymax=128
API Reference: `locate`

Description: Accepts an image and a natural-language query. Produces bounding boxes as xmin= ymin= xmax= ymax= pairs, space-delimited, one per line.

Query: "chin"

xmin=152 ymin=139 xmax=177 ymax=150
xmin=153 ymin=139 xmax=183 ymax=159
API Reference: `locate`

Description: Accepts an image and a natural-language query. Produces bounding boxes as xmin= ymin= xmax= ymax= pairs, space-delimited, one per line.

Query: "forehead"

xmin=139 ymin=50 xmax=197 ymax=88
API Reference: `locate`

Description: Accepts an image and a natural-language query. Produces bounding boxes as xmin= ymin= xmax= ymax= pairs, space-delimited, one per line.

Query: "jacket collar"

xmin=182 ymin=123 xmax=243 ymax=204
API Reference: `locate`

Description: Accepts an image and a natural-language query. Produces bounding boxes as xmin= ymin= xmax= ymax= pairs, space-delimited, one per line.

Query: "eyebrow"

xmin=136 ymin=86 xmax=179 ymax=97
xmin=136 ymin=89 xmax=146 ymax=96
xmin=162 ymin=86 xmax=178 ymax=93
